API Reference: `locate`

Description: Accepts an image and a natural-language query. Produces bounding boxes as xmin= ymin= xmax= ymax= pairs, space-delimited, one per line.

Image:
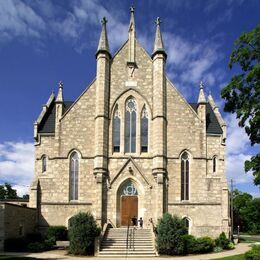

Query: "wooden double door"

xmin=121 ymin=195 xmax=138 ymax=226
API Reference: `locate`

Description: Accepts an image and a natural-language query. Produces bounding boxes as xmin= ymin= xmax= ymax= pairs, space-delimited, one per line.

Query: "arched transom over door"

xmin=119 ymin=180 xmax=138 ymax=226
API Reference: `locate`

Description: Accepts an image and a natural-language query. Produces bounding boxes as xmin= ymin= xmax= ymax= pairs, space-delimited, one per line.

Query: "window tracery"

xmin=181 ymin=152 xmax=189 ymax=200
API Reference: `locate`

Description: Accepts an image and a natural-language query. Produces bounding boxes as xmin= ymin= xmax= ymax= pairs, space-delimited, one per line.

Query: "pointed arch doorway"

xmin=118 ymin=179 xmax=138 ymax=226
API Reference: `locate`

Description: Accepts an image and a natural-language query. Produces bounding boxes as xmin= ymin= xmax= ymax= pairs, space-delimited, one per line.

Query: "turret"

xmin=152 ymin=17 xmax=167 ymax=218
xmin=55 ymin=81 xmax=64 ymax=136
xmin=94 ymin=17 xmax=111 ymax=225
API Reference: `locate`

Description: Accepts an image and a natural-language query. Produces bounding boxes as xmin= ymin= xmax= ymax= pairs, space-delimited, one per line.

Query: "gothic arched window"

xmin=141 ymin=106 xmax=148 ymax=153
xmin=113 ymin=106 xmax=121 ymax=153
xmin=42 ymin=155 xmax=47 ymax=173
xmin=183 ymin=217 xmax=190 ymax=234
xmin=120 ymin=180 xmax=138 ymax=196
xmin=125 ymin=98 xmax=137 ymax=153
xmin=213 ymin=156 xmax=217 ymax=173
xmin=69 ymin=152 xmax=79 ymax=201
xmin=181 ymin=152 xmax=189 ymax=200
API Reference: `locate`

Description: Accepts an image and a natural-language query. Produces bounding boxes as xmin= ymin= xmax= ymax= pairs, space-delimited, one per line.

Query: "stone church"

xmin=30 ymin=8 xmax=230 ymax=238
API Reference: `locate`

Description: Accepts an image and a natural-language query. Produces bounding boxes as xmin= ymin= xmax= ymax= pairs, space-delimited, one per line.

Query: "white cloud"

xmin=225 ymin=114 xmax=250 ymax=155
xmin=0 ymin=142 xmax=34 ymax=197
xmin=0 ymin=0 xmax=46 ymax=43
xmin=226 ymin=153 xmax=253 ymax=184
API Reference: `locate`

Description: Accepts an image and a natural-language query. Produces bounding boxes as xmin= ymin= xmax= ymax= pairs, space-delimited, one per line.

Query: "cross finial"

xmin=156 ymin=17 xmax=161 ymax=26
xmin=101 ymin=17 xmax=107 ymax=25
xmin=130 ymin=6 xmax=135 ymax=13
xmin=59 ymin=80 xmax=63 ymax=88
xmin=200 ymin=81 xmax=204 ymax=89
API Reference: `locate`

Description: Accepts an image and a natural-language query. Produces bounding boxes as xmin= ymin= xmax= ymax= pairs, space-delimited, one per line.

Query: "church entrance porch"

xmin=121 ymin=195 xmax=138 ymax=226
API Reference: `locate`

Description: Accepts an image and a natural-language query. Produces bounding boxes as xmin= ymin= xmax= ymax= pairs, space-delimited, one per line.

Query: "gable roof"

xmin=38 ymin=101 xmax=222 ymax=135
xmin=38 ymin=101 xmax=73 ymax=133
xmin=189 ymin=103 xmax=223 ymax=135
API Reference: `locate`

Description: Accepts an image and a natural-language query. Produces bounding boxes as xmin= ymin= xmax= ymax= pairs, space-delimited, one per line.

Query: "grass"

xmin=213 ymin=253 xmax=245 ymax=259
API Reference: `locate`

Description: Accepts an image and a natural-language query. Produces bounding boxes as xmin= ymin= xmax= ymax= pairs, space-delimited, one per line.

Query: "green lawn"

xmin=213 ymin=254 xmax=245 ymax=259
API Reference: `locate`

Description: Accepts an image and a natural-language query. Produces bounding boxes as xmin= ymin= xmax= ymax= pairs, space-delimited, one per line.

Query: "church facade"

xmin=30 ymin=9 xmax=230 ymax=238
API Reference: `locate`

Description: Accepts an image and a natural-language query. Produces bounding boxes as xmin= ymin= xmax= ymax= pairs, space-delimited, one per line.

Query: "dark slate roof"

xmin=189 ymin=103 xmax=223 ymax=135
xmin=38 ymin=101 xmax=222 ymax=135
xmin=38 ymin=101 xmax=73 ymax=133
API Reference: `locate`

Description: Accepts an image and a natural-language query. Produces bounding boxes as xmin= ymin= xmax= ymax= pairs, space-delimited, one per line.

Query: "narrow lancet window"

xmin=213 ymin=156 xmax=217 ymax=173
xmin=113 ymin=106 xmax=121 ymax=152
xmin=42 ymin=155 xmax=46 ymax=173
xmin=141 ymin=106 xmax=148 ymax=152
xmin=69 ymin=152 xmax=79 ymax=201
xmin=181 ymin=152 xmax=189 ymax=200
xmin=183 ymin=217 xmax=190 ymax=234
xmin=125 ymin=98 xmax=137 ymax=153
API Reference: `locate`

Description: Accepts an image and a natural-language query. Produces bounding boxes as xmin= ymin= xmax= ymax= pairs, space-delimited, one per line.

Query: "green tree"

xmin=221 ymin=25 xmax=260 ymax=185
xmin=233 ymin=189 xmax=260 ymax=234
xmin=0 ymin=183 xmax=18 ymax=199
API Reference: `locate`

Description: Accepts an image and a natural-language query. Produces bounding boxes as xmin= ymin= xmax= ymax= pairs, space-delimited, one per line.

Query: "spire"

xmin=128 ymin=6 xmax=135 ymax=36
xmin=208 ymin=93 xmax=217 ymax=109
xmin=56 ymin=80 xmax=64 ymax=103
xmin=198 ymin=81 xmax=207 ymax=104
xmin=96 ymin=17 xmax=111 ymax=58
xmin=152 ymin=17 xmax=167 ymax=59
xmin=128 ymin=6 xmax=136 ymax=64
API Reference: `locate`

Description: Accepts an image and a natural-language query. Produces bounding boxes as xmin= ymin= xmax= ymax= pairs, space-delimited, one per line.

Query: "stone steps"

xmin=99 ymin=227 xmax=156 ymax=257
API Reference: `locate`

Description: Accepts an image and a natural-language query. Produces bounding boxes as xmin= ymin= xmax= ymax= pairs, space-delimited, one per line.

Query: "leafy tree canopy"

xmin=221 ymin=25 xmax=260 ymax=185
xmin=0 ymin=183 xmax=19 ymax=199
xmin=233 ymin=189 xmax=260 ymax=233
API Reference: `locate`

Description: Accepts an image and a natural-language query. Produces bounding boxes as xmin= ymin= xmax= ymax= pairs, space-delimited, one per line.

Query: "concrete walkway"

xmin=0 ymin=243 xmax=255 ymax=260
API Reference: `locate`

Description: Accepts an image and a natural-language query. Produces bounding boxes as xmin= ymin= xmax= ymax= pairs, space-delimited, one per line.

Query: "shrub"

xmin=156 ymin=213 xmax=188 ymax=255
xmin=182 ymin=235 xmax=214 ymax=254
xmin=27 ymin=237 xmax=55 ymax=252
xmin=47 ymin=226 xmax=67 ymax=241
xmin=245 ymin=245 xmax=260 ymax=260
xmin=26 ymin=232 xmax=42 ymax=243
xmin=182 ymin=234 xmax=197 ymax=253
xmin=215 ymin=232 xmax=231 ymax=249
xmin=69 ymin=212 xmax=101 ymax=255
xmin=192 ymin=237 xmax=214 ymax=253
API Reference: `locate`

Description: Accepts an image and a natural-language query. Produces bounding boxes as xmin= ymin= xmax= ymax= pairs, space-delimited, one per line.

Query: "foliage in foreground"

xmin=221 ymin=24 xmax=260 ymax=185
xmin=245 ymin=245 xmax=260 ymax=260
xmin=233 ymin=189 xmax=260 ymax=234
xmin=46 ymin=225 xmax=68 ymax=241
xmin=68 ymin=212 xmax=101 ymax=255
xmin=156 ymin=213 xmax=215 ymax=255
xmin=156 ymin=213 xmax=188 ymax=255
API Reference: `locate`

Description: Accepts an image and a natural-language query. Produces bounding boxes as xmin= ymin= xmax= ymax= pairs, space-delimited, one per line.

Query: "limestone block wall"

xmin=166 ymin=81 xmax=203 ymax=158
xmin=168 ymin=204 xmax=223 ymax=238
xmin=110 ymin=41 xmax=153 ymax=110
xmin=0 ymin=203 xmax=37 ymax=251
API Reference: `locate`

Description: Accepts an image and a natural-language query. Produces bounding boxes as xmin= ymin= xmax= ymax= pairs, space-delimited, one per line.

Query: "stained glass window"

xmin=69 ymin=152 xmax=79 ymax=201
xmin=141 ymin=106 xmax=148 ymax=152
xmin=181 ymin=152 xmax=189 ymax=200
xmin=120 ymin=180 xmax=138 ymax=196
xmin=113 ymin=106 xmax=120 ymax=152
xmin=42 ymin=155 xmax=46 ymax=173
xmin=125 ymin=98 xmax=137 ymax=153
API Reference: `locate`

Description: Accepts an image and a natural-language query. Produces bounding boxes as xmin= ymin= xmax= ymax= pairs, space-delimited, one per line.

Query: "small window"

xmin=113 ymin=106 xmax=121 ymax=153
xmin=141 ymin=106 xmax=148 ymax=153
xmin=69 ymin=152 xmax=79 ymax=201
xmin=125 ymin=97 xmax=137 ymax=153
xmin=181 ymin=152 xmax=189 ymax=201
xmin=183 ymin=217 xmax=190 ymax=234
xmin=42 ymin=155 xmax=47 ymax=172
xmin=213 ymin=156 xmax=217 ymax=173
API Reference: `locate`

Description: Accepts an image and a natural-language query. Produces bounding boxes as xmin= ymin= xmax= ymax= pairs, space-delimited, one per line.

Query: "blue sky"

xmin=0 ymin=0 xmax=259 ymax=197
